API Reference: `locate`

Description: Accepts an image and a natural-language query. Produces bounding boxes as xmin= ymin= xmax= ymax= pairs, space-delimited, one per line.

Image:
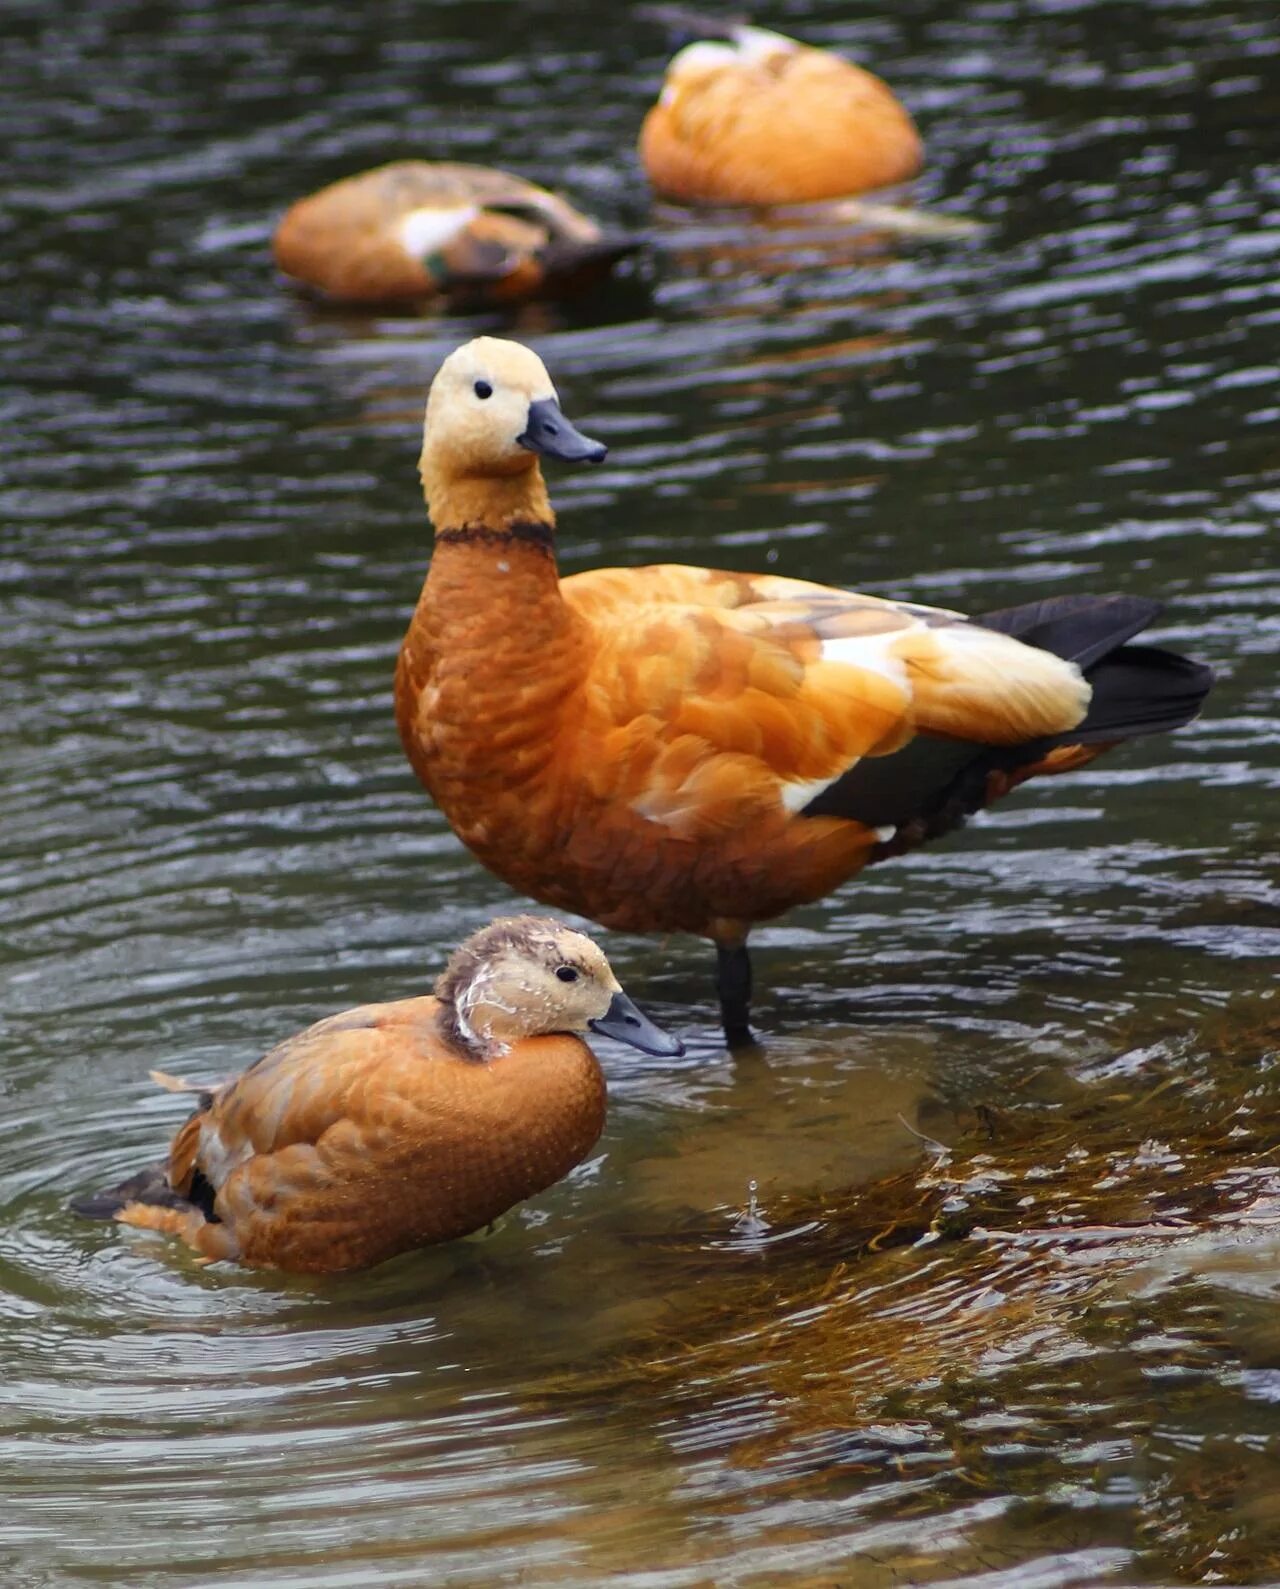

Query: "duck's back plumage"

xmin=565 ymin=565 xmax=1093 ymax=753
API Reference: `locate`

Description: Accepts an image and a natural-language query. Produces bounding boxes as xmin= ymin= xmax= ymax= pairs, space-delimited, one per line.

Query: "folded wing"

xmin=562 ymin=566 xmax=1090 ymax=836
xmin=170 ymin=999 xmax=441 ymax=1201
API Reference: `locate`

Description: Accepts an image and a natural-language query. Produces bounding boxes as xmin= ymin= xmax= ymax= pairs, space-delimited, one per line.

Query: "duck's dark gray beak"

xmin=590 ymin=990 xmax=684 ymax=1057
xmin=518 ymin=397 xmax=607 ymax=464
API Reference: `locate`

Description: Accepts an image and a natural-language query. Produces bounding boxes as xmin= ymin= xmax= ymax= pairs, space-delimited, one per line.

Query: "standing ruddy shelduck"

xmin=638 ymin=9 xmax=923 ymax=206
xmin=72 ymin=917 xmax=682 ymax=1273
xmin=273 ymin=161 xmax=639 ymax=307
xmin=395 ymin=338 xmax=1212 ymax=1043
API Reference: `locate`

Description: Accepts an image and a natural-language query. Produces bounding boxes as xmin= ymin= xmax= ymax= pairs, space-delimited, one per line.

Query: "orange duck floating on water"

xmin=73 ymin=917 xmax=681 ymax=1273
xmin=395 ymin=338 xmax=1213 ymax=1044
xmin=638 ymin=7 xmax=923 ymax=206
xmin=273 ymin=161 xmax=639 ymax=308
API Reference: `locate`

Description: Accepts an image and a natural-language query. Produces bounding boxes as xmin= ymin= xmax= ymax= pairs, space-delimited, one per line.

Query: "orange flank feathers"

xmin=395 ymin=338 xmax=1213 ymax=1041
xmin=639 ymin=13 xmax=923 ymax=206
xmin=273 ymin=161 xmax=638 ymax=307
xmin=71 ymin=917 xmax=681 ymax=1273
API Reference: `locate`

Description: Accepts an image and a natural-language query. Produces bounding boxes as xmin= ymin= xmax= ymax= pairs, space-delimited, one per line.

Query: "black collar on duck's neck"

xmin=434 ymin=520 xmax=556 ymax=554
xmin=420 ymin=449 xmax=554 ymax=537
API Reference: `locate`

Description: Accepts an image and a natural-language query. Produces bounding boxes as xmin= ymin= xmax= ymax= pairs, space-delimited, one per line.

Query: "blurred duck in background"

xmin=273 ymin=161 xmax=639 ymax=308
xmin=639 ymin=7 xmax=923 ymax=206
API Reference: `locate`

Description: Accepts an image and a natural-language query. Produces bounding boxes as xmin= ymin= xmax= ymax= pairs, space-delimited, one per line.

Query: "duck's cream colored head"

xmin=419 ymin=337 xmax=605 ymax=531
xmin=435 ymin=915 xmax=682 ymax=1060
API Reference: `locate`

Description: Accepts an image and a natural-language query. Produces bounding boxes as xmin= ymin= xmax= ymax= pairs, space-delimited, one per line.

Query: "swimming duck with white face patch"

xmin=396 ymin=337 xmax=1212 ymax=1046
xmin=72 ymin=917 xmax=681 ymax=1273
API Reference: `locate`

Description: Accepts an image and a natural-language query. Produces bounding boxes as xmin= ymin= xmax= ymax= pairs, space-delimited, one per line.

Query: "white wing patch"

xmin=816 ymin=614 xmax=1091 ymax=746
xmin=779 ymin=773 xmax=843 ymax=814
xmin=732 ymin=24 xmax=797 ymax=61
xmin=668 ymin=26 xmax=793 ymax=81
xmin=818 ymin=629 xmax=914 ymax=690
xmin=400 ymin=206 xmax=479 ymax=261
xmin=926 ymin=624 xmax=1091 ymax=732
xmin=198 ymin=1121 xmax=253 ymax=1190
xmin=668 ymin=41 xmax=739 ymax=80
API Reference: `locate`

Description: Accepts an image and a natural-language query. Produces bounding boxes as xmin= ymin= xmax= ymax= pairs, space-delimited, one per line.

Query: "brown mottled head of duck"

xmin=435 ymin=915 xmax=683 ymax=1060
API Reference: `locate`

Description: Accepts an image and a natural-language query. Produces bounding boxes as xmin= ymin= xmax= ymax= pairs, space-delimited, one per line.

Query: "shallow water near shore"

xmin=1 ymin=0 xmax=1277 ymax=1583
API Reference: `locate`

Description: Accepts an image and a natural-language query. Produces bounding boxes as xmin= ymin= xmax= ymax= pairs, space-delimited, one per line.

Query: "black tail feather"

xmin=70 ymin=1163 xmax=189 ymax=1221
xmin=976 ymin=594 xmax=1212 ymax=742
xmin=803 ymin=593 xmax=1212 ymax=834
xmin=72 ymin=1162 xmax=218 ymax=1223
xmin=539 ymin=234 xmax=646 ymax=279
xmin=1058 ymin=644 xmax=1213 ymax=743
xmin=976 ymin=593 xmax=1162 ymax=671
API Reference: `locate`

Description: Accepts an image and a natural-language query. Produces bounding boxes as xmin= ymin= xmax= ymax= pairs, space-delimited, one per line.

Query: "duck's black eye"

xmin=555 ymin=966 xmax=579 ymax=984
xmin=474 ymin=380 xmax=493 ymax=400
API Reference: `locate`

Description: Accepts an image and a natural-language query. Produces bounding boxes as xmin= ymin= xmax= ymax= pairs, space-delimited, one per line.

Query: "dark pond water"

xmin=2 ymin=0 xmax=1277 ymax=1583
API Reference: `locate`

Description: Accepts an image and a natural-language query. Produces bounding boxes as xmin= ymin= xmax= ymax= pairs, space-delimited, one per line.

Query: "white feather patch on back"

xmin=925 ymin=623 xmax=1091 ymax=729
xmin=668 ymin=40 xmax=739 ymax=79
xmin=731 ymin=24 xmax=797 ymax=61
xmin=669 ymin=28 xmax=793 ymax=81
xmin=818 ymin=628 xmax=915 ymax=690
xmin=399 ymin=205 xmax=479 ymax=261
xmin=198 ymin=1122 xmax=253 ymax=1189
xmin=820 ymin=617 xmax=1089 ymax=738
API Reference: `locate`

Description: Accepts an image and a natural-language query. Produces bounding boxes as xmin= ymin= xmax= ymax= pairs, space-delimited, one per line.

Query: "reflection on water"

xmin=1 ymin=0 xmax=1277 ymax=1583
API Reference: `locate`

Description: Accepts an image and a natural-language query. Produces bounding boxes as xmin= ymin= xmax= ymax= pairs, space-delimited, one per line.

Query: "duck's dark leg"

xmin=715 ymin=939 xmax=755 ymax=1047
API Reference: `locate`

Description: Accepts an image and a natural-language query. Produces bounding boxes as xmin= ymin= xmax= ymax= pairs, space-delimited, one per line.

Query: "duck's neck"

xmin=421 ymin=455 xmax=552 ymax=535
xmin=436 ymin=994 xmax=558 ymax=1065
xmin=411 ymin=449 xmax=573 ymax=667
xmin=434 ymin=997 xmax=493 ymax=1063
xmin=418 ymin=497 xmax=566 ymax=632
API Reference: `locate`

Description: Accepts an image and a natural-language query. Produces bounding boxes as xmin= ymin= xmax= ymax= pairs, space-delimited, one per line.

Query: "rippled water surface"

xmin=2 ymin=0 xmax=1277 ymax=1583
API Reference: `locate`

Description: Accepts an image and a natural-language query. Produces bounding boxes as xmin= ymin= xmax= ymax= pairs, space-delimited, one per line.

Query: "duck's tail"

xmin=976 ymin=594 xmax=1212 ymax=740
xmin=70 ymin=1162 xmax=194 ymax=1221
xmin=806 ymin=594 xmax=1211 ymax=851
xmin=69 ymin=1181 xmax=230 ymax=1266
xmin=71 ymin=1073 xmax=219 ymax=1223
xmin=536 ymin=234 xmax=645 ymax=289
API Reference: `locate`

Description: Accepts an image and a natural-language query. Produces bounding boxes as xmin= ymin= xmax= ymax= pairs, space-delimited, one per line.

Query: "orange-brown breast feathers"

xmin=640 ymin=43 xmax=923 ymax=205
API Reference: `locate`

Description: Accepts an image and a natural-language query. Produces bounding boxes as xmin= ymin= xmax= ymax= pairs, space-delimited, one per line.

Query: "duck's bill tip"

xmin=518 ymin=397 xmax=607 ymax=465
xmin=590 ymin=991 xmax=685 ymax=1057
